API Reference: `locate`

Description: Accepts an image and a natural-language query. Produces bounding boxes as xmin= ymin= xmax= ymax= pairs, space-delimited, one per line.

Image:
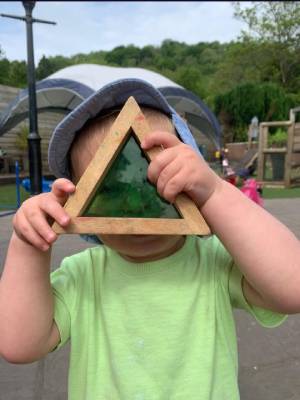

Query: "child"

xmin=1 ymin=78 xmax=299 ymax=400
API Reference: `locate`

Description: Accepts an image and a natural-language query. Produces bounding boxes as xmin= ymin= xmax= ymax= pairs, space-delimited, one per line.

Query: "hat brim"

xmin=48 ymin=78 xmax=199 ymax=179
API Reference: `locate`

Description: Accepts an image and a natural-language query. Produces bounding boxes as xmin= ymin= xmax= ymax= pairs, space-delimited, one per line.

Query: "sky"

xmin=0 ymin=1 xmax=248 ymax=63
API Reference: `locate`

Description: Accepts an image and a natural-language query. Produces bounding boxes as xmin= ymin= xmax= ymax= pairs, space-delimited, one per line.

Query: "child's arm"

xmin=0 ymin=179 xmax=75 ymax=363
xmin=142 ymin=131 xmax=300 ymax=314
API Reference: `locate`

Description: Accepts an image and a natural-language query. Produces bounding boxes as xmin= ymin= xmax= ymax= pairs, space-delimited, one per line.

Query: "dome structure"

xmin=0 ymin=64 xmax=220 ymax=149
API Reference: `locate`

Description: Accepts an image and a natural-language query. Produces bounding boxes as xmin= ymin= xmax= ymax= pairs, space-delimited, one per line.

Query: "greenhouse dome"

xmin=0 ymin=64 xmax=221 ymax=149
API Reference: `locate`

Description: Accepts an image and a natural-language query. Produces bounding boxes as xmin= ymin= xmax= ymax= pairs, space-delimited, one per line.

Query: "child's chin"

xmin=126 ymin=235 xmax=161 ymax=243
xmin=125 ymin=235 xmax=162 ymax=251
xmin=121 ymin=235 xmax=182 ymax=262
xmin=101 ymin=234 xmax=183 ymax=262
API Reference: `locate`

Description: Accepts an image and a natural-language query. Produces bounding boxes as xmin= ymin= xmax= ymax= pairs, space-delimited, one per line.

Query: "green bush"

xmin=215 ymin=82 xmax=293 ymax=142
xmin=234 ymin=126 xmax=248 ymax=142
xmin=268 ymin=128 xmax=288 ymax=147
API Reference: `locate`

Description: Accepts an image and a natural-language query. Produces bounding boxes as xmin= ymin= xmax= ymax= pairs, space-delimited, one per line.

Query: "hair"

xmin=70 ymin=107 xmax=176 ymax=183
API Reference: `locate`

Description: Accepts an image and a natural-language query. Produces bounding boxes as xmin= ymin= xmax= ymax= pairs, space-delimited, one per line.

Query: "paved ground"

xmin=1 ymin=199 xmax=300 ymax=399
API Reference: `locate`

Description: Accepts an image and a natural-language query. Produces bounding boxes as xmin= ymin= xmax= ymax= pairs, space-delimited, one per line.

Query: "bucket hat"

xmin=48 ymin=78 xmax=200 ymax=179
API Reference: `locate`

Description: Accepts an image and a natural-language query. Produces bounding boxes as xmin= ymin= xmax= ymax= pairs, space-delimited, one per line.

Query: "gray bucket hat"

xmin=48 ymin=78 xmax=200 ymax=179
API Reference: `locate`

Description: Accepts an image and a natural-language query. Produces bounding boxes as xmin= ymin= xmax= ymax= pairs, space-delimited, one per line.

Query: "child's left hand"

xmin=141 ymin=131 xmax=222 ymax=208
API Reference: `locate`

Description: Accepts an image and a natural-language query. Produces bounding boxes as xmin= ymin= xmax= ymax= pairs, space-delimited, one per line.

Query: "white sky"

xmin=0 ymin=1 xmax=247 ymax=63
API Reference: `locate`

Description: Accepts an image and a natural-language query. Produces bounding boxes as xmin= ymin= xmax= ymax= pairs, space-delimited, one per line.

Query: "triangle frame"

xmin=53 ymin=97 xmax=210 ymax=235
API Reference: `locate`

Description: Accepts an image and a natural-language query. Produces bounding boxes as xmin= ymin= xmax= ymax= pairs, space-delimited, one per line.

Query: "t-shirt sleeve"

xmin=50 ymin=257 xmax=77 ymax=350
xmin=213 ymin=236 xmax=287 ymax=328
xmin=229 ymin=264 xmax=287 ymax=328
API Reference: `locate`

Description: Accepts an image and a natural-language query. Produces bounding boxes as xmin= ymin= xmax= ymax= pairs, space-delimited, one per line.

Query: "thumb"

xmin=51 ymin=178 xmax=75 ymax=204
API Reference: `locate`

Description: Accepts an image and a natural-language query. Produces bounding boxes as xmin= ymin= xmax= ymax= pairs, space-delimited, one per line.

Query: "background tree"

xmin=2 ymin=19 xmax=300 ymax=144
xmin=0 ymin=58 xmax=10 ymax=86
xmin=215 ymin=82 xmax=294 ymax=142
xmin=7 ymin=60 xmax=27 ymax=88
xmin=233 ymin=1 xmax=300 ymax=91
xmin=36 ymin=55 xmax=56 ymax=80
xmin=0 ymin=45 xmax=9 ymax=85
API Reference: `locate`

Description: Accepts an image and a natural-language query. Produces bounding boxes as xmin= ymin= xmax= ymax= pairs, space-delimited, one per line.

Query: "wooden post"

xmin=284 ymin=123 xmax=294 ymax=188
xmin=257 ymin=124 xmax=267 ymax=182
xmin=258 ymin=121 xmax=291 ymax=187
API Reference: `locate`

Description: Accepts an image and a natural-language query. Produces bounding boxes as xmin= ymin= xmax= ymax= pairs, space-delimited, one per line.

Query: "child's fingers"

xmin=156 ymin=159 xmax=183 ymax=199
xmin=13 ymin=190 xmax=71 ymax=250
xmin=141 ymin=131 xmax=181 ymax=150
xmin=27 ymin=208 xmax=57 ymax=245
xmin=39 ymin=197 xmax=71 ymax=227
xmin=162 ymin=170 xmax=187 ymax=204
xmin=51 ymin=178 xmax=75 ymax=203
xmin=147 ymin=147 xmax=179 ymax=184
xmin=14 ymin=212 xmax=50 ymax=251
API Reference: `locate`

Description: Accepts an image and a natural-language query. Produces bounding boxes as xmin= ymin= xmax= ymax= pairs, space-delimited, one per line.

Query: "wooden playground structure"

xmin=257 ymin=107 xmax=300 ymax=188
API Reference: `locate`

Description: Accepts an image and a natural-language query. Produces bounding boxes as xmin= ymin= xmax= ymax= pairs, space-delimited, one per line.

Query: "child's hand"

xmin=141 ymin=131 xmax=222 ymax=208
xmin=13 ymin=178 xmax=75 ymax=251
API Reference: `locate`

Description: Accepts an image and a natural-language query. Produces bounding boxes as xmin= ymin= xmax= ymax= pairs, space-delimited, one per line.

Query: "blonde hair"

xmin=70 ymin=107 xmax=175 ymax=183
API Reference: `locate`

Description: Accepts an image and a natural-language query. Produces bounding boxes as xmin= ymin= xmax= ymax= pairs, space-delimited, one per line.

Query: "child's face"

xmin=99 ymin=234 xmax=185 ymax=263
xmin=70 ymin=115 xmax=185 ymax=263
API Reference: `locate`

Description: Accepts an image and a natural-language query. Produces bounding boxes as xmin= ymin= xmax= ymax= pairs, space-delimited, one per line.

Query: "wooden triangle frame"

xmin=53 ymin=97 xmax=210 ymax=235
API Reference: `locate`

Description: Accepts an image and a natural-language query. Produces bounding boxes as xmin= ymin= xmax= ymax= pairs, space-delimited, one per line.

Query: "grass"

xmin=1 ymin=182 xmax=300 ymax=211
xmin=262 ymin=187 xmax=300 ymax=199
xmin=0 ymin=184 xmax=30 ymax=210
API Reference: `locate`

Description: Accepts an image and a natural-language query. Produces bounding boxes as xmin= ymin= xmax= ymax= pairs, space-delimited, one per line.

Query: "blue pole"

xmin=15 ymin=160 xmax=21 ymax=208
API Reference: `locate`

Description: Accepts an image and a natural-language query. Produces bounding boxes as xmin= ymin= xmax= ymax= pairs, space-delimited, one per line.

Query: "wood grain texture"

xmin=257 ymin=119 xmax=300 ymax=187
xmin=53 ymin=97 xmax=210 ymax=235
xmin=54 ymin=217 xmax=205 ymax=235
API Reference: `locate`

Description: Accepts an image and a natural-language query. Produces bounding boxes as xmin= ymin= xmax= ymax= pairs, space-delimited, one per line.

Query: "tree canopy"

xmin=1 ymin=2 xmax=300 ymax=143
xmin=233 ymin=1 xmax=300 ymax=89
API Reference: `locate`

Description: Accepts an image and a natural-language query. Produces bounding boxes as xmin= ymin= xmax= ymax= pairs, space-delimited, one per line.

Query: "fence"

xmin=0 ymin=161 xmax=21 ymax=216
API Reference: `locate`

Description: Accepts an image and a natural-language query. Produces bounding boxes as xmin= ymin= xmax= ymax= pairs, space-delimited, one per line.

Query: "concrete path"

xmin=1 ymin=198 xmax=300 ymax=399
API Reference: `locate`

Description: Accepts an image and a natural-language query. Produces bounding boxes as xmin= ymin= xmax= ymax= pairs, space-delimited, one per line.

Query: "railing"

xmin=0 ymin=161 xmax=21 ymax=216
xmin=257 ymin=121 xmax=293 ymax=187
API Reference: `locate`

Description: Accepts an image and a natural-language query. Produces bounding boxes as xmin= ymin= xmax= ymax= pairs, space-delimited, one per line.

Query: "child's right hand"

xmin=13 ymin=178 xmax=75 ymax=252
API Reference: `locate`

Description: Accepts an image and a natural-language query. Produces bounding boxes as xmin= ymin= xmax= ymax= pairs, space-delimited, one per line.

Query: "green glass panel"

xmin=83 ymin=134 xmax=181 ymax=218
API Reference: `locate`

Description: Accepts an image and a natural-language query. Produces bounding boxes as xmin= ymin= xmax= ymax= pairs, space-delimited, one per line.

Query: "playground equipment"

xmin=0 ymin=161 xmax=21 ymax=216
xmin=21 ymin=177 xmax=52 ymax=193
xmin=223 ymin=141 xmax=258 ymax=179
xmin=257 ymin=107 xmax=300 ymax=188
xmin=218 ymin=147 xmax=263 ymax=205
xmin=234 ymin=148 xmax=258 ymax=178
xmin=0 ymin=162 xmax=53 ymax=217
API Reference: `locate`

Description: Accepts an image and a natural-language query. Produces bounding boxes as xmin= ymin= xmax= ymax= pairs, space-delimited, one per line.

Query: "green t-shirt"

xmin=51 ymin=235 xmax=285 ymax=400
